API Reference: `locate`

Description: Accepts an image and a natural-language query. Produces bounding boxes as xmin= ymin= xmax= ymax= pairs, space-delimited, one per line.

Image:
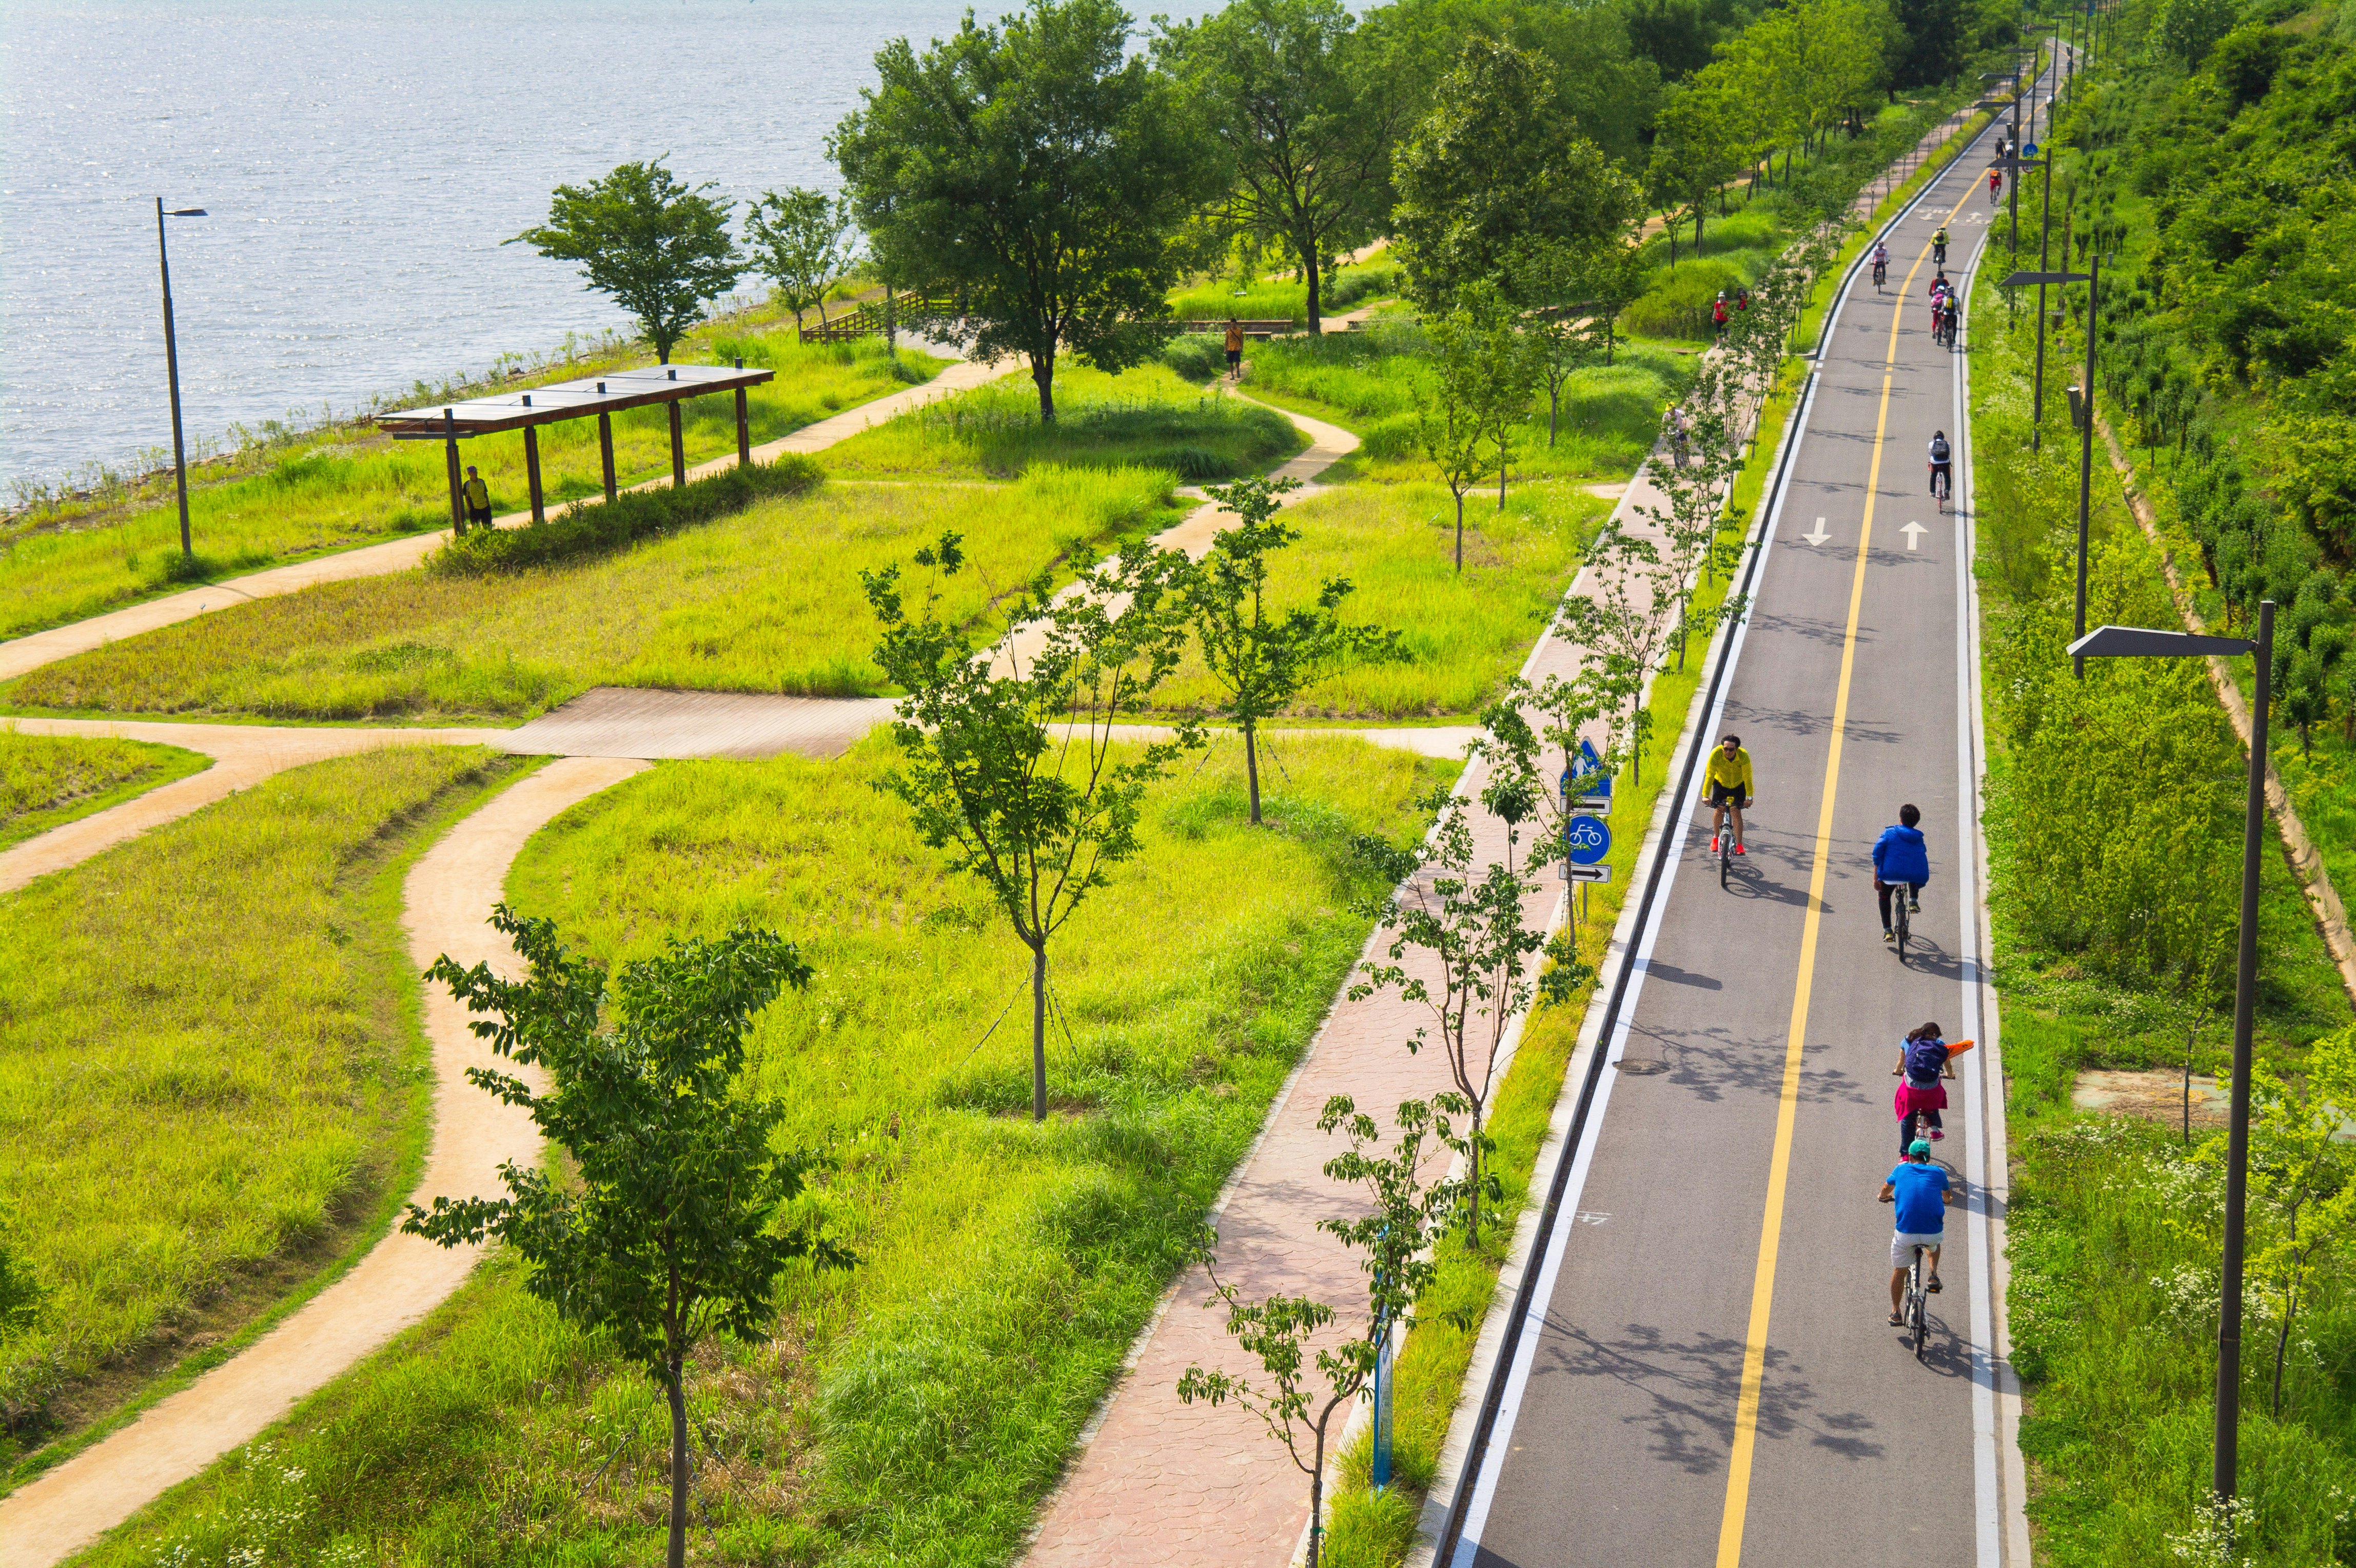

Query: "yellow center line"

xmin=1712 ymin=172 xmax=1988 ymax=1567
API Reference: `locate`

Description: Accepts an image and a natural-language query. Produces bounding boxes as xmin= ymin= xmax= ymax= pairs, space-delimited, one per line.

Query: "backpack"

xmin=1906 ymin=1036 xmax=1949 ymax=1084
xmin=1930 ymin=436 xmax=1951 ymax=462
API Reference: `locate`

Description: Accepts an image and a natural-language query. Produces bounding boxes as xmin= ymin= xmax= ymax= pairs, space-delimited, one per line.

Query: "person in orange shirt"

xmin=1224 ymin=318 xmax=1244 ymax=380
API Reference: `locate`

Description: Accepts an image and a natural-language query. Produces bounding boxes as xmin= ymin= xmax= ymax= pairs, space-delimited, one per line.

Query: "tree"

xmin=833 ymin=0 xmax=1223 ymax=420
xmin=1389 ymin=37 xmax=1642 ymax=312
xmin=1417 ymin=282 xmax=1534 ymax=570
xmin=1556 ymin=518 xmax=1679 ymax=784
xmin=1157 ymin=0 xmax=1399 ymax=335
xmin=1891 ymin=0 xmax=1967 ymax=88
xmin=864 ymin=532 xmax=1200 ymax=1120
xmin=744 ymin=186 xmax=856 ymax=331
xmin=1647 ymin=74 xmax=1745 ymax=262
xmin=1183 ymin=475 xmax=1399 ymax=824
xmin=511 ymin=161 xmax=746 ymax=365
xmin=403 ymin=912 xmax=847 ymax=1568
xmin=1177 ymin=1095 xmax=1464 ymax=1568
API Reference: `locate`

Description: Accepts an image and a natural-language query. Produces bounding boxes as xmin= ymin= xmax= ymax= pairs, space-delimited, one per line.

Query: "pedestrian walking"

xmin=1224 ymin=317 xmax=1245 ymax=381
xmin=461 ymin=465 xmax=493 ymax=534
xmin=1711 ymin=292 xmax=1729 ymax=340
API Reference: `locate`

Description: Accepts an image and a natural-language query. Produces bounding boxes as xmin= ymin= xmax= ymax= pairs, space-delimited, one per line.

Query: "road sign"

xmin=1564 ymin=738 xmax=1613 ymax=803
xmin=1565 ymin=814 xmax=1611 ymax=867
xmin=1571 ymin=795 xmax=1613 ymax=812
xmin=1567 ymin=865 xmax=1613 ymax=884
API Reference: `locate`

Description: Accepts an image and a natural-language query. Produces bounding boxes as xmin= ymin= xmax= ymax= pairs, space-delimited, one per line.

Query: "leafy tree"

xmin=1556 ymin=518 xmax=1679 ymax=784
xmin=1364 ymin=0 xmax=1662 ymax=168
xmin=1647 ymin=74 xmax=1745 ymax=262
xmin=1891 ymin=0 xmax=1967 ymax=88
xmin=511 ymin=161 xmax=747 ymax=365
xmin=1157 ymin=0 xmax=1399 ymax=335
xmin=1177 ymin=1094 xmax=1463 ymax=1568
xmin=403 ymin=912 xmax=847 ymax=1568
xmin=744 ymin=186 xmax=856 ymax=331
xmin=1183 ymin=475 xmax=1399 ymax=824
xmin=864 ymin=531 xmax=1200 ymax=1120
xmin=1623 ymin=0 xmax=1725 ymax=82
xmin=1390 ymin=37 xmax=1642 ymax=312
xmin=832 ymin=0 xmax=1222 ymax=420
xmin=1350 ymin=787 xmax=1546 ymax=1249
xmin=1417 ymin=282 xmax=1535 ymax=570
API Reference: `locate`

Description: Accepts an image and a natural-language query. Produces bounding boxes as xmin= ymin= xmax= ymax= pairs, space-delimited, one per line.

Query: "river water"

xmin=0 ymin=0 xmax=1212 ymax=494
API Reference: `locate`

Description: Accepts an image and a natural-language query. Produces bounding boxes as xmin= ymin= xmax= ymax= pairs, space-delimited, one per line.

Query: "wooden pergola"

xmin=374 ymin=360 xmax=776 ymax=531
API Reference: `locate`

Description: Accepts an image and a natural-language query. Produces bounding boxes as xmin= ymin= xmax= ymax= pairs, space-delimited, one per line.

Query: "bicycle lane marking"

xmin=1712 ymin=166 xmax=1993 ymax=1568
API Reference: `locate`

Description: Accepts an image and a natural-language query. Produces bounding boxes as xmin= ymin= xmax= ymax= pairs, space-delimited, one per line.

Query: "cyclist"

xmin=1891 ymin=1021 xmax=1965 ymax=1150
xmin=1989 ymin=164 xmax=2003 ymax=199
xmin=1874 ymin=801 xmax=1931 ymax=944
xmin=1941 ymin=291 xmax=1961 ymax=349
xmin=1878 ymin=1140 xmax=1960 ymax=1323
xmin=1932 ymin=225 xmax=1949 ymax=266
xmin=1703 ymin=733 xmax=1753 ymax=857
xmin=1712 ymin=291 xmax=1730 ymax=339
xmin=1871 ymin=240 xmax=1889 ymax=288
xmin=1927 ymin=431 xmax=1953 ymax=502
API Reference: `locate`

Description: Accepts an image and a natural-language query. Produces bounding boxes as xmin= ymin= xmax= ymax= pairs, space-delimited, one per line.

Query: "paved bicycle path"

xmin=1446 ymin=95 xmax=2029 ymax=1568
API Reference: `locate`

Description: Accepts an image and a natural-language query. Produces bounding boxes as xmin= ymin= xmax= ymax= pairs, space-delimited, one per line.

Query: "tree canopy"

xmin=510 ymin=160 xmax=745 ymax=365
xmin=745 ymin=186 xmax=856 ymax=330
xmin=833 ymin=0 xmax=1223 ymax=420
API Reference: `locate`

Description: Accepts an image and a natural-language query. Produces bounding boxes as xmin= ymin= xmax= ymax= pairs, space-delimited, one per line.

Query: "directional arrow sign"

xmin=1900 ymin=521 xmax=1928 ymax=550
xmin=1800 ymin=517 xmax=1831 ymax=546
xmin=1567 ymin=865 xmax=1613 ymax=884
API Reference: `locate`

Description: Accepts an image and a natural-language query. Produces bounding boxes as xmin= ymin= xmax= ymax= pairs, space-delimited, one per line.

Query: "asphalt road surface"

xmin=1449 ymin=92 xmax=2048 ymax=1568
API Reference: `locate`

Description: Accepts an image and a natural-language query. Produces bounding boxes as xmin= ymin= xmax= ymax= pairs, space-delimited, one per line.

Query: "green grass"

xmin=1314 ymin=361 xmax=1810 ymax=1567
xmin=0 ymin=331 xmax=945 ymax=643
xmin=0 ymin=746 xmax=520 ymax=1467
xmin=1166 ymin=253 xmax=1400 ymax=326
xmin=3 ymin=468 xmax=1183 ymax=723
xmin=0 ymin=728 xmax=210 ymax=851
xmin=820 ymin=363 xmax=1304 ymax=481
xmin=71 ymin=733 xmax=1455 ymax=1567
xmin=1150 ymin=479 xmax=1605 ymax=721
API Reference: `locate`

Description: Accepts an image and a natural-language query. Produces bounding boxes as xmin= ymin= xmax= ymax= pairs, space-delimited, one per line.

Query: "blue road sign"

xmin=1566 ymin=814 xmax=1611 ymax=867
xmin=1564 ymin=738 xmax=1612 ymax=803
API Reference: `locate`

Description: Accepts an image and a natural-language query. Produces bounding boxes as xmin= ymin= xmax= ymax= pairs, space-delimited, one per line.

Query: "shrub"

xmin=1327 ymin=263 xmax=1401 ymax=309
xmin=430 ymin=455 xmax=823 ymax=576
xmin=1161 ymin=334 xmax=1229 ymax=382
xmin=1359 ymin=414 xmax=1422 ymax=460
xmin=1622 ymin=260 xmax=1749 ymax=341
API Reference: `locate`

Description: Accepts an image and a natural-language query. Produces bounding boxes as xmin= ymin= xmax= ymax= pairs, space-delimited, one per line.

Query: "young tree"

xmin=744 ymin=186 xmax=856 ymax=331
xmin=403 ymin=913 xmax=848 ymax=1568
xmin=1647 ymin=74 xmax=1745 ymax=264
xmin=511 ymin=161 xmax=747 ymax=365
xmin=1556 ymin=518 xmax=1680 ymax=784
xmin=1177 ymin=1094 xmax=1464 ymax=1568
xmin=865 ymin=532 xmax=1201 ymax=1120
xmin=1418 ymin=282 xmax=1534 ymax=569
xmin=1157 ymin=0 xmax=1400 ymax=335
xmin=833 ymin=0 xmax=1223 ymax=420
xmin=1390 ymin=37 xmax=1642 ymax=312
xmin=1350 ymin=788 xmax=1547 ymax=1249
xmin=1184 ymin=475 xmax=1399 ymax=824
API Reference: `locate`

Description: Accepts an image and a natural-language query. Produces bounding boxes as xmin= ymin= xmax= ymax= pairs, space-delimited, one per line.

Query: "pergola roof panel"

xmin=374 ymin=362 xmax=775 ymax=438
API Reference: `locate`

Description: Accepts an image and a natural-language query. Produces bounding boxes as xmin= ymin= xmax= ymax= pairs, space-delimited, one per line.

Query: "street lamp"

xmin=155 ymin=199 xmax=208 ymax=560
xmin=2067 ymin=607 xmax=2275 ymax=1512
xmin=2007 ymin=260 xmax=2099 ymax=668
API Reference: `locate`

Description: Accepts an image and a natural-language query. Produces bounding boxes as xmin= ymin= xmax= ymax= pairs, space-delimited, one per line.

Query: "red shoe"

xmin=1734 ymin=842 xmax=1747 ymax=855
xmin=1710 ymin=835 xmax=1721 ymax=854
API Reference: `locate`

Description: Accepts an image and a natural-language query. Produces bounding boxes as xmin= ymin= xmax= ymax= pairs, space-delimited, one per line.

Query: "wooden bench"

xmin=1177 ymin=319 xmax=1297 ymax=340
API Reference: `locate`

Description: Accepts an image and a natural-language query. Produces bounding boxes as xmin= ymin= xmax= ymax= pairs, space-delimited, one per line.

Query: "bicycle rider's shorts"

xmin=1892 ymin=1230 xmax=1943 ymax=1268
xmin=1706 ymin=779 xmax=1744 ymax=808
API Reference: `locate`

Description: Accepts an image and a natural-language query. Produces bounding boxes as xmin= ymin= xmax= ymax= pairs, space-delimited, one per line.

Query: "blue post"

xmin=1371 ymin=1307 xmax=1395 ymax=1492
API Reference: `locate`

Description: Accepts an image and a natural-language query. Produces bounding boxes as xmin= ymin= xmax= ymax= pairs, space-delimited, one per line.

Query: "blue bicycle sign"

xmin=1565 ymin=814 xmax=1611 ymax=867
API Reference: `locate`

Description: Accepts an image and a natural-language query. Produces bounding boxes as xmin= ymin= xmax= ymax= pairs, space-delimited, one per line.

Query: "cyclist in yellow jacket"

xmin=1703 ymin=733 xmax=1753 ymax=856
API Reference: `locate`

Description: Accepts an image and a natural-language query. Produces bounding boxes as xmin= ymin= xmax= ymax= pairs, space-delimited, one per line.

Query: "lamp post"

xmin=2007 ymin=260 xmax=2099 ymax=669
xmin=155 ymin=199 xmax=208 ymax=560
xmin=2067 ymin=606 xmax=2275 ymax=1512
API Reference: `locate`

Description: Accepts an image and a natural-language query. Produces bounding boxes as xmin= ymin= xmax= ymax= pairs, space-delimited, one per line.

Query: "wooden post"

xmin=734 ymin=357 xmax=751 ymax=469
xmin=523 ymin=424 xmax=545 ymax=524
xmin=669 ymin=400 xmax=685 ymax=488
xmin=442 ymin=408 xmax=464 ymax=535
xmin=598 ymin=410 xmax=617 ymax=502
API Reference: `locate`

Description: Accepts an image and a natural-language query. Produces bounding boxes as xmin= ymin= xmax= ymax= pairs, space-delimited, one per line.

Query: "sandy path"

xmin=0 ymin=755 xmax=646 ymax=1568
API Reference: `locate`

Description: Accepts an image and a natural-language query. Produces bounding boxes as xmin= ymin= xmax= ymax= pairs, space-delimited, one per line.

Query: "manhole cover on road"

xmin=1618 ymin=1059 xmax=1668 ymax=1075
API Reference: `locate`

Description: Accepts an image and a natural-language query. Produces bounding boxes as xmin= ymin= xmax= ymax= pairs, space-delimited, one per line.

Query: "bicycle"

xmin=1872 ymin=256 xmax=1888 ymax=290
xmin=1904 ymin=1242 xmax=1931 ymax=1359
xmin=1893 ymin=876 xmax=1913 ymax=956
xmin=1721 ymin=817 xmax=1735 ymax=889
xmin=1930 ymin=463 xmax=1951 ymax=517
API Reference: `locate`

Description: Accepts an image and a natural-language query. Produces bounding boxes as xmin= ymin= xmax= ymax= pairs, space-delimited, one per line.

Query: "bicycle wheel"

xmin=1895 ymin=894 xmax=1910 ymax=957
xmin=1913 ymin=1259 xmax=1929 ymax=1360
xmin=1720 ymin=835 xmax=1731 ymax=890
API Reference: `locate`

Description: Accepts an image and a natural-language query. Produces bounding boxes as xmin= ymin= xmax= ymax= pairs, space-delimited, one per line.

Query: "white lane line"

xmin=1449 ymin=367 xmax=1823 ymax=1567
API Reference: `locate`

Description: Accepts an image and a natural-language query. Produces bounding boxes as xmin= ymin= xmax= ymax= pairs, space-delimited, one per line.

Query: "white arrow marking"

xmin=1801 ymin=516 xmax=1831 ymax=546
xmin=1900 ymin=521 xmax=1928 ymax=551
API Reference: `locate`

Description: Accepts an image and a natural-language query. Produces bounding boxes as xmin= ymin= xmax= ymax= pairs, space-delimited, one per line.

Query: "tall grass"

xmin=1150 ymin=480 xmax=1604 ymax=720
xmin=1166 ymin=254 xmax=1401 ymax=326
xmin=0 ymin=747 xmax=508 ymax=1458
xmin=0 ymin=334 xmax=944 ymax=642
xmin=74 ymin=734 xmax=1455 ymax=1568
xmin=4 ymin=468 xmax=1182 ymax=722
xmin=821 ymin=363 xmax=1302 ymax=480
xmin=0 ymin=729 xmax=209 ymax=851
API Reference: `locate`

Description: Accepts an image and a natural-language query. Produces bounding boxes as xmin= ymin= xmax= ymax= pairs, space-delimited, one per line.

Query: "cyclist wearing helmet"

xmin=1702 ymin=733 xmax=1753 ymax=857
xmin=1932 ymin=226 xmax=1949 ymax=266
xmin=1872 ymin=241 xmax=1890 ymax=288
xmin=1928 ymin=430 xmax=1953 ymax=500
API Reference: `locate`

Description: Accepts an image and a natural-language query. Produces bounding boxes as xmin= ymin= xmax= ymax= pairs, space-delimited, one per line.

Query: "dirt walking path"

xmin=0 ymin=358 xmax=1008 ymax=687
xmin=0 ymin=756 xmax=647 ymax=1568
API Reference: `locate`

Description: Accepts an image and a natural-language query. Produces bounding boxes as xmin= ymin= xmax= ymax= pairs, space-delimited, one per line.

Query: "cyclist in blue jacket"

xmin=1873 ymin=804 xmax=1931 ymax=944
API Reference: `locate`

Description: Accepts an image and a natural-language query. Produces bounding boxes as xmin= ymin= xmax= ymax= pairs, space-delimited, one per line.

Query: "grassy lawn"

xmin=73 ymin=732 xmax=1453 ymax=1567
xmin=819 ymin=363 xmax=1303 ymax=481
xmin=0 ymin=746 xmax=525 ymax=1474
xmin=0 ymin=330 xmax=945 ymax=643
xmin=1151 ymin=479 xmax=1605 ymax=721
xmin=0 ymin=729 xmax=210 ymax=851
xmin=3 ymin=468 xmax=1182 ymax=723
xmin=1166 ymin=251 xmax=1399 ymax=326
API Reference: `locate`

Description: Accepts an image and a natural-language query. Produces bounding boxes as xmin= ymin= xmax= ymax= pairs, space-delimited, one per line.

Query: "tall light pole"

xmin=2068 ymin=605 xmax=2276 ymax=1511
xmin=155 ymin=199 xmax=208 ymax=560
xmin=2008 ymin=256 xmax=2100 ymax=672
